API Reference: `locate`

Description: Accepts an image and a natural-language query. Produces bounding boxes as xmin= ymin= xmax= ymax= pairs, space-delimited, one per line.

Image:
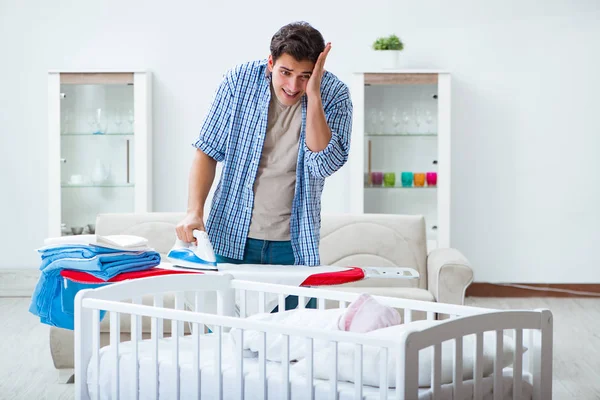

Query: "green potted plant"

xmin=372 ymin=34 xmax=404 ymax=69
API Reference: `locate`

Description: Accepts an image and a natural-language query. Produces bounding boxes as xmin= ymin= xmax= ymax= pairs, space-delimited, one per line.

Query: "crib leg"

xmin=57 ymin=368 xmax=74 ymax=384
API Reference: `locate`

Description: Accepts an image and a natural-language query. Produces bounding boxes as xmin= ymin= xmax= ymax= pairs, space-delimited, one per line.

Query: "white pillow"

xmin=293 ymin=320 xmax=527 ymax=388
xmin=230 ymin=308 xmax=345 ymax=362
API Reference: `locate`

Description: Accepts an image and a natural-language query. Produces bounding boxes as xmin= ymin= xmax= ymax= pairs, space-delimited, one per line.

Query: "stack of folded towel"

xmin=29 ymin=234 xmax=160 ymax=330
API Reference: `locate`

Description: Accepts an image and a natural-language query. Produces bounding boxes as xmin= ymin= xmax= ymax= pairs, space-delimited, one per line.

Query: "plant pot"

xmin=375 ymin=50 xmax=402 ymax=70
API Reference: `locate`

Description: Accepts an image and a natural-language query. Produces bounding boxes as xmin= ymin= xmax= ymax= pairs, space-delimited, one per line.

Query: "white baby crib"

xmin=74 ymin=274 xmax=552 ymax=400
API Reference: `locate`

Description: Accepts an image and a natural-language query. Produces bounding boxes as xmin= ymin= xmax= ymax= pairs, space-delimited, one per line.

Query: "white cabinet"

xmin=47 ymin=71 xmax=152 ymax=237
xmin=348 ymin=71 xmax=451 ymax=250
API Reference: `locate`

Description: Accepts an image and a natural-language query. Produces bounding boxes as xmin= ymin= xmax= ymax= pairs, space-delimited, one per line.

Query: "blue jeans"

xmin=217 ymin=238 xmax=316 ymax=311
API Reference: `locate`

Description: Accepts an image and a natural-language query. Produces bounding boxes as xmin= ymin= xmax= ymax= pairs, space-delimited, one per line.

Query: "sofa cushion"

xmin=319 ymin=214 xmax=428 ymax=289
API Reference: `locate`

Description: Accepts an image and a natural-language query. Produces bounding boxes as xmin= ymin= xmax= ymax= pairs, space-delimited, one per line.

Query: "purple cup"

xmin=371 ymin=172 xmax=383 ymax=186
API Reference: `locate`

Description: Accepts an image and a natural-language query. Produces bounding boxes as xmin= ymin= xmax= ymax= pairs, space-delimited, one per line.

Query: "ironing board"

xmin=60 ymin=264 xmax=419 ymax=321
xmin=61 ymin=263 xmax=419 ymax=287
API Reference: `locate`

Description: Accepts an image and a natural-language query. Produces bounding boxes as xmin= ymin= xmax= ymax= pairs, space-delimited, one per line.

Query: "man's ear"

xmin=267 ymin=55 xmax=274 ymax=72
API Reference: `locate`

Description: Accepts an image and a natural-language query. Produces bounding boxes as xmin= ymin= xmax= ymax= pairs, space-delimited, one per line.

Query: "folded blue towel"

xmin=29 ymin=244 xmax=160 ymax=330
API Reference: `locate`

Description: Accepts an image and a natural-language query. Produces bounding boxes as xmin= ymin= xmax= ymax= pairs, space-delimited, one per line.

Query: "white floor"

xmin=1 ymin=296 xmax=599 ymax=399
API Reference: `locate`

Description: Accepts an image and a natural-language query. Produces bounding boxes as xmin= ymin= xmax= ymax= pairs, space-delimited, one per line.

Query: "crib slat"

xmin=379 ymin=347 xmax=388 ymax=400
xmin=453 ymin=336 xmax=463 ymax=400
xmin=282 ymin=335 xmax=291 ymax=400
xmin=474 ymin=332 xmax=484 ymax=400
xmin=153 ymin=295 xmax=164 ymax=339
xmin=240 ymin=289 xmax=247 ymax=318
xmin=151 ymin=317 xmax=159 ymax=399
xmin=92 ymin=309 xmax=100 ymax=400
xmin=193 ymin=322 xmax=201 ymax=399
xmin=175 ymin=292 xmax=184 ymax=335
xmin=215 ymin=325 xmax=223 ymax=399
xmin=354 ymin=344 xmax=363 ymax=400
xmin=494 ymin=330 xmax=503 ymax=400
xmin=237 ymin=329 xmax=244 ymax=398
xmin=404 ymin=309 xmax=412 ymax=323
xmin=195 ymin=292 xmax=205 ymax=333
xmin=395 ymin=350 xmax=402 ymax=400
xmin=318 ymin=298 xmax=325 ymax=310
xmin=173 ymin=317 xmax=180 ymax=399
xmin=110 ymin=312 xmax=120 ymax=400
xmin=258 ymin=292 xmax=266 ymax=313
xmin=330 ymin=341 xmax=338 ymax=400
xmin=339 ymin=300 xmax=348 ymax=309
xmin=298 ymin=295 xmax=306 ymax=309
xmin=513 ymin=329 xmax=523 ymax=400
xmin=278 ymin=294 xmax=286 ymax=313
xmin=432 ymin=343 xmax=442 ymax=400
xmin=427 ymin=311 xmax=435 ymax=320
xmin=131 ymin=298 xmax=141 ymax=400
xmin=306 ymin=337 xmax=315 ymax=399
xmin=259 ymin=332 xmax=267 ymax=399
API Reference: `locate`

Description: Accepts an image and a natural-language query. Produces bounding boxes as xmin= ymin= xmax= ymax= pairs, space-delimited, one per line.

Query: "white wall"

xmin=1 ymin=0 xmax=599 ymax=282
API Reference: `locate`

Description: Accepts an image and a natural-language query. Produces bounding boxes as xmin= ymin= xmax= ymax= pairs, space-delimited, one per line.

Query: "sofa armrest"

xmin=427 ymin=248 xmax=474 ymax=305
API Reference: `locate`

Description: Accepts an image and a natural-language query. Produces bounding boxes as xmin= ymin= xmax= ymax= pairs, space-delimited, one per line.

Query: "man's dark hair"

xmin=270 ymin=21 xmax=325 ymax=64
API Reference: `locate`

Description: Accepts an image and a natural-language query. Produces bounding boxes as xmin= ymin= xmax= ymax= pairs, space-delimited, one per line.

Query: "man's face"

xmin=268 ymin=53 xmax=315 ymax=106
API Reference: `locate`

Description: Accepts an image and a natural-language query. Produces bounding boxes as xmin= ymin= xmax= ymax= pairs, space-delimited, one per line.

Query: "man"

xmin=176 ymin=21 xmax=352 ymax=270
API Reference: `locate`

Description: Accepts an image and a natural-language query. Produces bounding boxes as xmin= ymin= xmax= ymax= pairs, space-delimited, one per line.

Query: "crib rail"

xmin=74 ymin=274 xmax=552 ymax=400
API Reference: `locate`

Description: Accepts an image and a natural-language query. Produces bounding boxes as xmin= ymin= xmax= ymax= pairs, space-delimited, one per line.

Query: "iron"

xmin=167 ymin=229 xmax=218 ymax=271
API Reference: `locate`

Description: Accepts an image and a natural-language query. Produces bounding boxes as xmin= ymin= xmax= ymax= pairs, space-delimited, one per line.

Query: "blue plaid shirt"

xmin=193 ymin=59 xmax=352 ymax=266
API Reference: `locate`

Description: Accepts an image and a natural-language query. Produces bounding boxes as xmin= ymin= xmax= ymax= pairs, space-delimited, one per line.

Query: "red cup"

xmin=426 ymin=172 xmax=437 ymax=186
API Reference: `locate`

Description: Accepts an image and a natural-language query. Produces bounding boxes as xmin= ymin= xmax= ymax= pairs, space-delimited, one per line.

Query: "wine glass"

xmin=113 ymin=108 xmax=124 ymax=134
xmin=368 ymin=109 xmax=377 ymax=135
xmin=127 ymin=109 xmax=135 ymax=133
xmin=413 ymin=108 xmax=422 ymax=134
xmin=425 ymin=110 xmax=434 ymax=134
xmin=402 ymin=110 xmax=411 ymax=135
xmin=378 ymin=111 xmax=385 ymax=135
xmin=391 ymin=109 xmax=402 ymax=134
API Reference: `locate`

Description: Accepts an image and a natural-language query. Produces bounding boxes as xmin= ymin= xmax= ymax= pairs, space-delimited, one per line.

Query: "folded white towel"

xmin=42 ymin=234 xmax=150 ymax=252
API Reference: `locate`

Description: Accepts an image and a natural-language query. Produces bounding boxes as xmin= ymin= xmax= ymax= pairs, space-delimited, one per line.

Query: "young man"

xmin=176 ymin=21 xmax=353 ymax=268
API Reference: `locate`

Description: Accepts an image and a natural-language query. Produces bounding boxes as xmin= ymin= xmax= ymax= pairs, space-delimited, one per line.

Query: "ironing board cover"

xmin=60 ymin=265 xmax=365 ymax=286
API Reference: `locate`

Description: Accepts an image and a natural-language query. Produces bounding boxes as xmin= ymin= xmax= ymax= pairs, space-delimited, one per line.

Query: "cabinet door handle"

xmin=432 ymin=226 xmax=438 ymax=230
xmin=60 ymin=158 xmax=67 ymax=163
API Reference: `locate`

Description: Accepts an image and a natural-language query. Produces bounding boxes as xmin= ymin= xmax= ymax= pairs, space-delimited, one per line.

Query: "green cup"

xmin=384 ymin=172 xmax=396 ymax=187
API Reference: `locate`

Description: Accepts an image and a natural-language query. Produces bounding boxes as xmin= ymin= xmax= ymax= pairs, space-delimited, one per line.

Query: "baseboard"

xmin=0 ymin=269 xmax=40 ymax=297
xmin=466 ymin=282 xmax=600 ymax=297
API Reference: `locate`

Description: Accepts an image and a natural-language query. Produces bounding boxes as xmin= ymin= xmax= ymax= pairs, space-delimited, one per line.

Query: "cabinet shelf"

xmin=61 ymin=133 xmax=134 ymax=137
xmin=365 ymin=133 xmax=437 ymax=137
xmin=61 ymin=183 xmax=135 ymax=188
xmin=365 ymin=185 xmax=437 ymax=189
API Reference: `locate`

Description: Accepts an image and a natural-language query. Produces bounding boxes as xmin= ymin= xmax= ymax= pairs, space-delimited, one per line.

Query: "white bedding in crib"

xmin=87 ymin=334 xmax=533 ymax=400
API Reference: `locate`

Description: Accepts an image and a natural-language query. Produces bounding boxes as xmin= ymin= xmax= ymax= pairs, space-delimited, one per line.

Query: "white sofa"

xmin=49 ymin=212 xmax=473 ymax=381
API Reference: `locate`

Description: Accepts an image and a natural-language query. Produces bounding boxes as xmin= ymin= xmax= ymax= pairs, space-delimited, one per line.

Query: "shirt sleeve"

xmin=192 ymin=70 xmax=235 ymax=162
xmin=304 ymin=88 xmax=353 ymax=179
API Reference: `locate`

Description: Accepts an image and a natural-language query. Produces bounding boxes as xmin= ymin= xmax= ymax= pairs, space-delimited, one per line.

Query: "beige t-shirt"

xmin=248 ymin=83 xmax=302 ymax=240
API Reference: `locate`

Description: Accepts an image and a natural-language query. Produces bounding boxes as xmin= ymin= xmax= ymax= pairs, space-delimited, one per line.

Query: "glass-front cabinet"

xmin=47 ymin=71 xmax=152 ymax=237
xmin=349 ymin=71 xmax=451 ymax=250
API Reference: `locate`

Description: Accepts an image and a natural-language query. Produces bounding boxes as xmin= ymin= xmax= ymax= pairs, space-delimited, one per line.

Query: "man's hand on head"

xmin=306 ymin=42 xmax=331 ymax=100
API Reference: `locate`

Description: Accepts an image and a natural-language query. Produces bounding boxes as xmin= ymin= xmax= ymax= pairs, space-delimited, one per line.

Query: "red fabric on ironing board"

xmin=300 ymin=267 xmax=365 ymax=286
xmin=60 ymin=266 xmax=365 ymax=286
xmin=60 ymin=268 xmax=201 ymax=283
